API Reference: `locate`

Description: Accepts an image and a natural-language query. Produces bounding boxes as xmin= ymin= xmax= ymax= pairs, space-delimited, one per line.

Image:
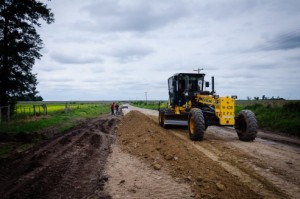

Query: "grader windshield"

xmin=168 ymin=73 xmax=206 ymax=107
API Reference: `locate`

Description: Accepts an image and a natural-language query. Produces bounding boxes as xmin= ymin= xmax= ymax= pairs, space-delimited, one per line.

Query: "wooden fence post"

xmin=42 ymin=104 xmax=47 ymax=115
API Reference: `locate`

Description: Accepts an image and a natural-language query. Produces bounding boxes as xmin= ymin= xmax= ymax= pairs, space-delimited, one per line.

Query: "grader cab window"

xmin=181 ymin=75 xmax=204 ymax=93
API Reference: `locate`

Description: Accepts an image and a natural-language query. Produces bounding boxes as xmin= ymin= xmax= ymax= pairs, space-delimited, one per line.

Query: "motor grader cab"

xmin=159 ymin=72 xmax=258 ymax=141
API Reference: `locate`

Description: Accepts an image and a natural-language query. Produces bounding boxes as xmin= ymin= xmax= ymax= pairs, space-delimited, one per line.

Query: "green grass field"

xmin=1 ymin=102 xmax=110 ymax=134
xmin=131 ymin=101 xmax=168 ymax=110
xmin=0 ymin=102 xmax=111 ymax=158
xmin=14 ymin=102 xmax=101 ymax=118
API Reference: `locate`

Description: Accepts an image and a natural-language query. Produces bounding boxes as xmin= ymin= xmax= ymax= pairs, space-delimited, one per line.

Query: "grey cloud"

xmin=42 ymin=77 xmax=74 ymax=82
xmin=239 ymin=63 xmax=277 ymax=70
xmin=260 ymin=30 xmax=300 ymax=51
xmin=82 ymin=0 xmax=189 ymax=32
xmin=111 ymin=46 xmax=154 ymax=63
xmin=196 ymin=0 xmax=300 ymax=22
xmin=38 ymin=65 xmax=66 ymax=72
xmin=286 ymin=55 xmax=300 ymax=62
xmin=51 ymin=52 xmax=103 ymax=64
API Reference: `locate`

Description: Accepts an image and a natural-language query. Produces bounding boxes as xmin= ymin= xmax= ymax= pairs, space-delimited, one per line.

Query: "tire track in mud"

xmin=202 ymin=127 xmax=300 ymax=199
xmin=136 ymin=105 xmax=299 ymax=199
xmin=0 ymin=114 xmax=120 ymax=199
xmin=172 ymin=132 xmax=288 ymax=198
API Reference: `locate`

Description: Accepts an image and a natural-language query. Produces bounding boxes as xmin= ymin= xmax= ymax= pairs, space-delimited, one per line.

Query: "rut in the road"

xmin=0 ymin=114 xmax=120 ymax=199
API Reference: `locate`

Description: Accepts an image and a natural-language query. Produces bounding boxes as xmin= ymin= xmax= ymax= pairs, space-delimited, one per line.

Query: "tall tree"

xmin=0 ymin=0 xmax=54 ymax=112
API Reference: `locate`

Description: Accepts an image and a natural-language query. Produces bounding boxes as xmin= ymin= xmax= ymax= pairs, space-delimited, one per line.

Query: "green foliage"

xmin=0 ymin=0 xmax=54 ymax=111
xmin=17 ymin=94 xmax=43 ymax=101
xmin=0 ymin=103 xmax=109 ymax=158
xmin=0 ymin=103 xmax=110 ymax=134
xmin=236 ymin=101 xmax=300 ymax=137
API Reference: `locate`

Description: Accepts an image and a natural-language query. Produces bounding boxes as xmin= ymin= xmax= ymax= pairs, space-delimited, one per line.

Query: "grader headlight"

xmin=231 ymin=95 xmax=237 ymax=99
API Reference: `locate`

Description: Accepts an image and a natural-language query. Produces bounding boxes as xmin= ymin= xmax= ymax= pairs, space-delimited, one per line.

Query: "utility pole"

xmin=145 ymin=92 xmax=148 ymax=104
xmin=193 ymin=68 xmax=204 ymax=74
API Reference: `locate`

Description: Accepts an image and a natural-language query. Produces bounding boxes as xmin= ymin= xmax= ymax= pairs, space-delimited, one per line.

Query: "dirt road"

xmin=0 ymin=106 xmax=299 ymax=198
xmin=106 ymin=105 xmax=300 ymax=199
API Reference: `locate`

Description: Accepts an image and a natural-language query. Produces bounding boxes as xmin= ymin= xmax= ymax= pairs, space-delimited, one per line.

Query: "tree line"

xmin=247 ymin=95 xmax=285 ymax=101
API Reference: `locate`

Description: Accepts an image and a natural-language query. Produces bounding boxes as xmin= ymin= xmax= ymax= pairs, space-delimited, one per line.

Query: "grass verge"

xmin=236 ymin=101 xmax=300 ymax=137
xmin=0 ymin=103 xmax=110 ymax=158
xmin=131 ymin=101 xmax=167 ymax=110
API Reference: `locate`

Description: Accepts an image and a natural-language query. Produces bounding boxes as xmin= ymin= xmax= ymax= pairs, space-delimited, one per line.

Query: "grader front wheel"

xmin=188 ymin=108 xmax=205 ymax=141
xmin=234 ymin=110 xmax=258 ymax=141
xmin=159 ymin=111 xmax=164 ymax=127
xmin=158 ymin=110 xmax=168 ymax=128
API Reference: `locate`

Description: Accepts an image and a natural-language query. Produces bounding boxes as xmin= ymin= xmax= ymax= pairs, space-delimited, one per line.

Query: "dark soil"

xmin=0 ymin=114 xmax=120 ymax=199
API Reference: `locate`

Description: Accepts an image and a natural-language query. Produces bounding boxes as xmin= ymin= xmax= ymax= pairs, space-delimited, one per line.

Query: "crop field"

xmin=14 ymin=102 xmax=106 ymax=118
xmin=0 ymin=102 xmax=111 ymax=135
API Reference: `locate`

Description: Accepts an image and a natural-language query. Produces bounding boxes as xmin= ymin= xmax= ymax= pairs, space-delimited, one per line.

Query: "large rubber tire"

xmin=235 ymin=110 xmax=258 ymax=141
xmin=158 ymin=110 xmax=168 ymax=128
xmin=188 ymin=108 xmax=205 ymax=141
xmin=158 ymin=111 xmax=164 ymax=127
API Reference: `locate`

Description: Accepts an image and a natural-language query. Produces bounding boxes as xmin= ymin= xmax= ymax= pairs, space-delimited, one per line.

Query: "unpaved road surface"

xmin=106 ymin=105 xmax=300 ymax=199
xmin=0 ymin=114 xmax=120 ymax=199
xmin=0 ymin=106 xmax=299 ymax=199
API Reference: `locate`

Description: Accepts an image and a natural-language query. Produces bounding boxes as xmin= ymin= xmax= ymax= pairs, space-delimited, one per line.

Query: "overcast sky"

xmin=34 ymin=0 xmax=300 ymax=101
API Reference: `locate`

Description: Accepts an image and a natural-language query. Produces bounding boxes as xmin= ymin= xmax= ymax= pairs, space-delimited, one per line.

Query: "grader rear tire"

xmin=234 ymin=110 xmax=258 ymax=141
xmin=188 ymin=108 xmax=205 ymax=141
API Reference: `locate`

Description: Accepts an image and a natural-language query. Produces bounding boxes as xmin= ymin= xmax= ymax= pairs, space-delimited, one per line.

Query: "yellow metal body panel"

xmin=174 ymin=106 xmax=186 ymax=114
xmin=168 ymin=98 xmax=186 ymax=115
xmin=214 ymin=96 xmax=235 ymax=125
xmin=168 ymin=94 xmax=235 ymax=126
xmin=194 ymin=95 xmax=235 ymax=125
xmin=195 ymin=95 xmax=215 ymax=105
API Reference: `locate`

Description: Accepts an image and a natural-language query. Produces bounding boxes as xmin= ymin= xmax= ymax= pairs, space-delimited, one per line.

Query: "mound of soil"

xmin=115 ymin=111 xmax=261 ymax=199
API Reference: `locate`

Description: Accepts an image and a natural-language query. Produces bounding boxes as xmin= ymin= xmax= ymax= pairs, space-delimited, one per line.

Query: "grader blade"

xmin=164 ymin=113 xmax=188 ymax=126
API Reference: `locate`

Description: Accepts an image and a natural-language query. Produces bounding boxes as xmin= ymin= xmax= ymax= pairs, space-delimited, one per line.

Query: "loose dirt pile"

xmin=111 ymin=110 xmax=264 ymax=199
xmin=0 ymin=114 xmax=120 ymax=199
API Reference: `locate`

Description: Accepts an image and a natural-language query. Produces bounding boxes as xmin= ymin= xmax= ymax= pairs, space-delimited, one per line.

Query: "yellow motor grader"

xmin=158 ymin=72 xmax=257 ymax=141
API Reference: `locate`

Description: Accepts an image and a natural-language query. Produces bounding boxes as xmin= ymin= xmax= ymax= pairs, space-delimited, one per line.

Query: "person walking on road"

xmin=115 ymin=103 xmax=119 ymax=115
xmin=111 ymin=102 xmax=115 ymax=115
